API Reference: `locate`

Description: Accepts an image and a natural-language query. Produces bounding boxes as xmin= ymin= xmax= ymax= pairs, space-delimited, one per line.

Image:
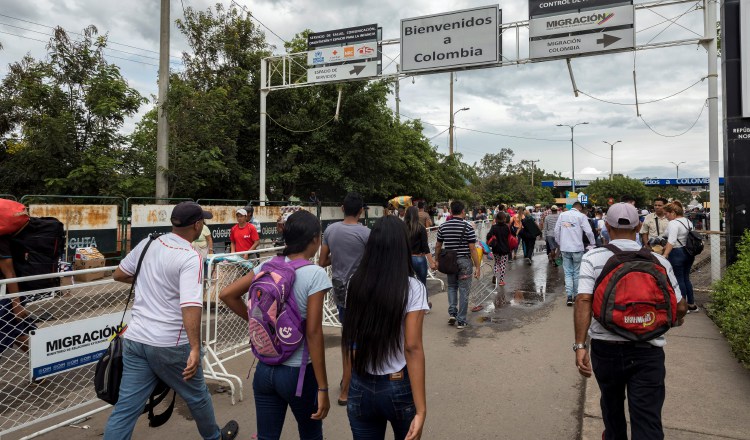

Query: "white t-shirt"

xmin=368 ymin=277 xmax=430 ymax=375
xmin=667 ymin=217 xmax=692 ymax=248
xmin=120 ymin=233 xmax=203 ymax=347
xmin=578 ymin=239 xmax=682 ymax=347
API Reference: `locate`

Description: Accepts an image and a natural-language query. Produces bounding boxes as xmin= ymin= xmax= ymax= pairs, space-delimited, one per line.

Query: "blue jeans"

xmin=411 ymin=256 xmax=428 ymax=285
xmin=446 ymin=257 xmax=472 ymax=323
xmin=668 ymin=247 xmax=695 ymax=305
xmin=253 ymin=362 xmax=322 ymax=440
xmin=562 ymin=251 xmax=584 ymax=299
xmin=104 ymin=339 xmax=220 ymax=440
xmin=347 ymin=370 xmax=415 ymax=440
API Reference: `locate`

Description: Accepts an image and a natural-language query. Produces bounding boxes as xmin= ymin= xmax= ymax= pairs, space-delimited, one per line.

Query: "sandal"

xmin=221 ymin=420 xmax=239 ymax=440
xmin=338 ymin=398 xmax=348 ymax=406
xmin=471 ymin=305 xmax=484 ymax=312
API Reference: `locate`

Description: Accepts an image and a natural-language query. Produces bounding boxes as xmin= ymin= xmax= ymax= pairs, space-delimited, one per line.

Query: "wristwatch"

xmin=572 ymin=343 xmax=588 ymax=352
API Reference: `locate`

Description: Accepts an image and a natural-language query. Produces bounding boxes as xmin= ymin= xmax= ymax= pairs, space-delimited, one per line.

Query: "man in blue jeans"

xmin=433 ymin=200 xmax=480 ymax=329
xmin=105 ymin=202 xmax=238 ymax=440
xmin=554 ymin=201 xmax=595 ymax=306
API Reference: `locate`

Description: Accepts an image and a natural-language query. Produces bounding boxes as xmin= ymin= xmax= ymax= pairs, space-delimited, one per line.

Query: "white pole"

xmin=155 ymin=0 xmax=170 ymax=200
xmin=259 ymin=58 xmax=268 ymax=206
xmin=705 ymin=0 xmax=721 ymax=282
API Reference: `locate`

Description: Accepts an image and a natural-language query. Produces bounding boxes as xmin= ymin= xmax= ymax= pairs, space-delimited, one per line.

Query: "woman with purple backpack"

xmin=220 ymin=210 xmax=331 ymax=440
xmin=342 ymin=216 xmax=428 ymax=440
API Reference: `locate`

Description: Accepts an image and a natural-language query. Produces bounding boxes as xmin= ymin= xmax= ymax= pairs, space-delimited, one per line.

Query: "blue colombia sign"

xmin=541 ymin=177 xmax=725 ymax=188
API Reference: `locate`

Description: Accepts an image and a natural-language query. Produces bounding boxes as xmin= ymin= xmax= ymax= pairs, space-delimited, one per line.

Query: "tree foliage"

xmin=0 ymin=26 xmax=145 ymax=196
xmin=473 ymin=150 xmax=558 ymax=206
xmin=584 ymin=176 xmax=649 ymax=207
xmin=647 ymin=185 xmax=692 ymax=206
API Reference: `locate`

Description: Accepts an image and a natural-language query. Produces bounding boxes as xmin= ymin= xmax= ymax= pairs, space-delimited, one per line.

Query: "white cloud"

xmin=579 ymin=167 xmax=604 ymax=175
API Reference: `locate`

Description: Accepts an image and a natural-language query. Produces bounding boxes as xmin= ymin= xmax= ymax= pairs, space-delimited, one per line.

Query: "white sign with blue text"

xmin=29 ymin=311 xmax=130 ymax=380
xmin=307 ymin=42 xmax=378 ymax=65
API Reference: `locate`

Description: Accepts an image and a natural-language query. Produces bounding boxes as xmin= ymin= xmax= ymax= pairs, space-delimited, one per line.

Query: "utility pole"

xmin=449 ymin=72 xmax=454 ymax=156
xmin=395 ymin=64 xmax=400 ymax=122
xmin=529 ymin=160 xmax=540 ymax=186
xmin=603 ymin=140 xmax=621 ymax=180
xmin=155 ymin=0 xmax=169 ymax=200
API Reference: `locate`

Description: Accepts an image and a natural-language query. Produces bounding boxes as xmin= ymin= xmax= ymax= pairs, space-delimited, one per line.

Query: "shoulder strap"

xmin=287 ymin=257 xmax=312 ymax=270
xmin=119 ymin=233 xmax=160 ymax=328
xmin=675 ymin=218 xmax=691 ymax=246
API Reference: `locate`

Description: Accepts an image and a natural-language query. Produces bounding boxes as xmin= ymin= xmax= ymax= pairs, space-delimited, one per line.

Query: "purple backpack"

xmin=247 ymin=256 xmax=311 ymax=395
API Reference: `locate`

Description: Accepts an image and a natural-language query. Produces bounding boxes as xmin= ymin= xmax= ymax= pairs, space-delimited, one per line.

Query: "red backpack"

xmin=592 ymin=245 xmax=678 ymax=341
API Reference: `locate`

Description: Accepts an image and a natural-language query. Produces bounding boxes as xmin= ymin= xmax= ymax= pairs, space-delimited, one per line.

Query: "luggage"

xmin=677 ymin=220 xmax=704 ymax=257
xmin=0 ymin=199 xmax=28 ymax=235
xmin=10 ymin=217 xmax=65 ymax=301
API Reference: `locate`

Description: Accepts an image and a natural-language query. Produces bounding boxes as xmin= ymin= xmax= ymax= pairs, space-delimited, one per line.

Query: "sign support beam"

xmin=704 ymin=0 xmax=720 ymax=282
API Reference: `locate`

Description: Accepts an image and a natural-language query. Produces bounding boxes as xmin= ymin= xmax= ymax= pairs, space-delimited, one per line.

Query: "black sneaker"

xmin=491 ymin=276 xmax=497 ymax=285
xmin=566 ymin=297 xmax=573 ymax=307
xmin=448 ymin=316 xmax=456 ymax=325
xmin=687 ymin=304 xmax=700 ymax=313
xmin=456 ymin=321 xmax=468 ymax=329
xmin=221 ymin=420 xmax=239 ymax=440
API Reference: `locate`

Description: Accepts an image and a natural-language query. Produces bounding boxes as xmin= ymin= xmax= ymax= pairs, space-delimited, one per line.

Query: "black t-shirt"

xmin=0 ymin=236 xmax=11 ymax=260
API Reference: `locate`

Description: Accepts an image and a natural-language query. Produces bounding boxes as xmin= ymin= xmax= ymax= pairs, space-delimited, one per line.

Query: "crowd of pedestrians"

xmin=93 ymin=191 xmax=706 ymax=440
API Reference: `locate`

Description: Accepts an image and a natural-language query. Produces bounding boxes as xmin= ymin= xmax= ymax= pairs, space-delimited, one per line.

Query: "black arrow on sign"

xmin=596 ymin=34 xmax=622 ymax=48
xmin=349 ymin=65 xmax=366 ymax=75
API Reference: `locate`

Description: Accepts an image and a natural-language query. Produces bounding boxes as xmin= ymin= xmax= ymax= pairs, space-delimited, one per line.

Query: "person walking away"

xmin=220 ymin=211 xmax=331 ymax=439
xmin=342 ymin=216 xmax=428 ymax=440
xmin=640 ymin=198 xmax=669 ymax=254
xmin=405 ymin=207 xmax=435 ymax=310
xmin=318 ymin=192 xmax=370 ymax=406
xmin=542 ymin=206 xmax=560 ymax=266
xmin=192 ymin=223 xmax=214 ymax=259
xmin=416 ymin=201 xmax=433 ymax=228
xmin=486 ymin=212 xmax=511 ymax=286
xmin=433 ymin=201 xmax=480 ymax=329
xmin=105 ymin=202 xmax=238 ymax=440
xmin=230 ymin=208 xmax=259 ymax=259
xmin=519 ymin=209 xmax=541 ymax=264
xmin=510 ymin=210 xmax=523 ymax=259
xmin=573 ymin=202 xmax=687 ymax=440
xmin=662 ymin=201 xmax=698 ymax=313
xmin=0 ymin=236 xmax=34 ymax=355
xmin=554 ymin=202 xmax=595 ymax=306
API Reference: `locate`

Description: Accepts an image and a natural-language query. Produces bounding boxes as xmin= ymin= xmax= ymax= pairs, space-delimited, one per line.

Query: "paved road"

xmin=19 ymin=249 xmax=587 ymax=439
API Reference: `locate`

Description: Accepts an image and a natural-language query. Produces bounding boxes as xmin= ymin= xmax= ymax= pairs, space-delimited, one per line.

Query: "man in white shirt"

xmin=573 ymin=202 xmax=687 ymax=440
xmin=554 ymin=201 xmax=595 ymax=306
xmin=105 ymin=201 xmax=238 ymax=440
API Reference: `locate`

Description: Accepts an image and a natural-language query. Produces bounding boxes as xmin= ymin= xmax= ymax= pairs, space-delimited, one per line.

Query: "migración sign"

xmin=529 ymin=4 xmax=634 ymax=38
xmin=528 ymin=0 xmax=628 ymax=17
xmin=400 ymin=5 xmax=500 ymax=73
xmin=530 ymin=27 xmax=634 ymax=58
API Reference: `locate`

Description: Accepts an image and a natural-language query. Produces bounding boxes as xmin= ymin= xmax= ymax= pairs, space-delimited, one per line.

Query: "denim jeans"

xmin=591 ymin=340 xmax=666 ymax=440
xmin=446 ymin=257 xmax=472 ymax=323
xmin=347 ymin=370 xmax=415 ymax=440
xmin=253 ymin=362 xmax=322 ymax=440
xmin=411 ymin=256 xmax=428 ymax=286
xmin=668 ymin=247 xmax=695 ymax=305
xmin=562 ymin=251 xmax=584 ymax=299
xmin=104 ymin=339 xmax=220 ymax=440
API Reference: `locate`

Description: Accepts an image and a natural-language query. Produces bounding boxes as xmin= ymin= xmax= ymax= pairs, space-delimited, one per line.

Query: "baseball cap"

xmin=605 ymin=203 xmax=640 ymax=229
xmin=171 ymin=202 xmax=212 ymax=227
xmin=640 ymin=209 xmax=649 ymax=216
xmin=236 ymin=208 xmax=248 ymax=216
xmin=550 ymin=205 xmax=558 ymax=211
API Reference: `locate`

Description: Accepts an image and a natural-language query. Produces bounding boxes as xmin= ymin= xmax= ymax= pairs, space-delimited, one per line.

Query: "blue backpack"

xmin=247 ymin=256 xmax=311 ymax=396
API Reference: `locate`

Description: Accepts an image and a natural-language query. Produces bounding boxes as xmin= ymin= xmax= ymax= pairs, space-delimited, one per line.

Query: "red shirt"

xmin=230 ymin=223 xmax=259 ymax=252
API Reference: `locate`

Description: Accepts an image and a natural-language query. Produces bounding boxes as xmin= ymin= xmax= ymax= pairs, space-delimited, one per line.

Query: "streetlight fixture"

xmin=603 ymin=140 xmax=622 ymax=180
xmin=450 ymin=107 xmax=470 ymax=156
xmin=669 ymin=161 xmax=686 ymax=178
xmin=557 ymin=122 xmax=589 ymax=192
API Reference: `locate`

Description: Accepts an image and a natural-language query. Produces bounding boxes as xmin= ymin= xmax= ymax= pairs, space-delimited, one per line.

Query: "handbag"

xmin=93 ymin=234 xmax=175 ymax=427
xmin=438 ymin=222 xmax=467 ymax=275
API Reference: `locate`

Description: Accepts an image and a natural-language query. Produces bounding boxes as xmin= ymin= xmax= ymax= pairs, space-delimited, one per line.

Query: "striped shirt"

xmin=436 ymin=218 xmax=476 ymax=258
xmin=578 ymin=239 xmax=682 ymax=347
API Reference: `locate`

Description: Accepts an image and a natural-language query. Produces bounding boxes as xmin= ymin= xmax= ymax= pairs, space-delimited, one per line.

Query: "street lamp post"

xmin=669 ymin=161 xmax=686 ymax=178
xmin=557 ymin=122 xmax=589 ymax=192
xmin=603 ymin=140 xmax=622 ymax=180
xmin=450 ymin=107 xmax=469 ymax=156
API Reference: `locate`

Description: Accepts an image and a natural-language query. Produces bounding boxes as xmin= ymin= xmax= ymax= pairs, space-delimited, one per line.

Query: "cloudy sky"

xmin=0 ymin=0 xmax=722 ymax=182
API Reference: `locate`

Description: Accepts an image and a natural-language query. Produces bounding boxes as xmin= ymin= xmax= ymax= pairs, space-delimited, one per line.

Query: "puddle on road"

xmin=509 ymin=289 xmax=546 ymax=307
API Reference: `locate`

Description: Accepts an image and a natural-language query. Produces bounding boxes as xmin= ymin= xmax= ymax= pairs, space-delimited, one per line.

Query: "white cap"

xmin=236 ymin=208 xmax=248 ymax=216
xmin=640 ymin=209 xmax=649 ymax=216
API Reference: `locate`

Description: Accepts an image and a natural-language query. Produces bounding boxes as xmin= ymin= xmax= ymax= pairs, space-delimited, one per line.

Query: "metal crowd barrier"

xmin=0 ymin=266 xmax=126 ymax=439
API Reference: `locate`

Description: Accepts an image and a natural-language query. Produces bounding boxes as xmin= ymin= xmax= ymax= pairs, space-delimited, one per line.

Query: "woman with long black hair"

xmin=343 ymin=216 xmax=428 ymax=440
xmin=220 ymin=210 xmax=331 ymax=440
xmin=404 ymin=207 xmax=435 ymax=286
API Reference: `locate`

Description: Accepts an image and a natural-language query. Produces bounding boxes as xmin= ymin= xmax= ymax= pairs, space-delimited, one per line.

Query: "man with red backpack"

xmin=573 ymin=202 xmax=687 ymax=440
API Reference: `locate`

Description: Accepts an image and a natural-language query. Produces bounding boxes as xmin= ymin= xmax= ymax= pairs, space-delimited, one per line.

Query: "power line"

xmin=0 ymin=12 xmax=182 ymax=62
xmin=429 ymin=128 xmax=449 ymax=140
xmin=573 ymin=142 xmax=610 ymax=160
xmin=639 ymin=99 xmax=708 ymax=138
xmin=230 ymin=0 xmax=289 ymax=44
xmin=267 ymin=113 xmax=336 ymax=133
xmin=577 ymin=76 xmax=706 ymax=106
xmin=0 ymin=30 xmax=160 ymax=67
xmin=398 ymin=112 xmax=566 ymax=142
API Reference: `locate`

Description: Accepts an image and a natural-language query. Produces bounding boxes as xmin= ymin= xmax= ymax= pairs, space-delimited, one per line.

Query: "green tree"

xmin=584 ymin=176 xmax=650 ymax=207
xmin=648 ymin=185 xmax=692 ymax=206
xmin=0 ymin=26 xmax=145 ymax=196
xmin=474 ymin=151 xmax=556 ymax=205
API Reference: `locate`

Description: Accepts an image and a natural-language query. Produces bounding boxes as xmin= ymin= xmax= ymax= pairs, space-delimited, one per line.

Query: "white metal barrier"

xmin=0 ymin=266 xmax=125 ymax=439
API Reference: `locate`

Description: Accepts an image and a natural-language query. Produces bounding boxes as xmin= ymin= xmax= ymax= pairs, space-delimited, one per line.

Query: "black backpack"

xmin=10 ymin=217 xmax=65 ymax=302
xmin=677 ymin=220 xmax=704 ymax=257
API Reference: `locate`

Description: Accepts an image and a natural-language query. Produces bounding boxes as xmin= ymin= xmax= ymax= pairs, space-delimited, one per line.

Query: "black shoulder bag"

xmin=438 ymin=222 xmax=468 ymax=275
xmin=93 ymin=234 xmax=176 ymax=427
